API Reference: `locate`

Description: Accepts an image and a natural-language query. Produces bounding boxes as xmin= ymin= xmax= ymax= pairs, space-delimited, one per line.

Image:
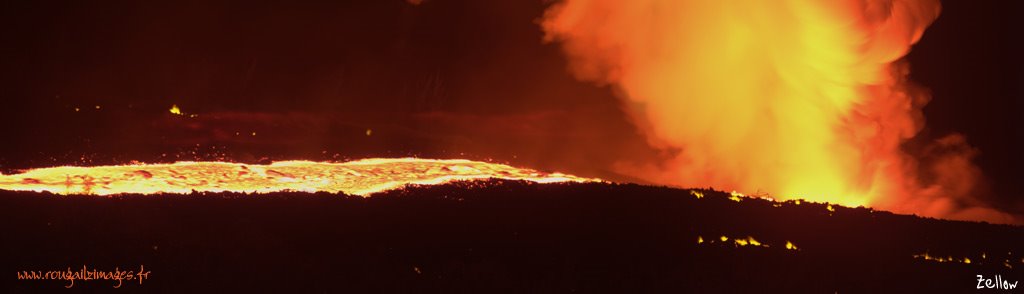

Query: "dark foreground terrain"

xmin=1 ymin=180 xmax=1021 ymax=293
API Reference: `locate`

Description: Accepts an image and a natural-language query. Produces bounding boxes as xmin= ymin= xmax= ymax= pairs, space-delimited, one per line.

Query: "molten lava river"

xmin=0 ymin=158 xmax=596 ymax=196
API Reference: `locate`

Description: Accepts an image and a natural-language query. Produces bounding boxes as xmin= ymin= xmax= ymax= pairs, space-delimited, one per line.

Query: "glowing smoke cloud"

xmin=542 ymin=0 xmax=1017 ymax=223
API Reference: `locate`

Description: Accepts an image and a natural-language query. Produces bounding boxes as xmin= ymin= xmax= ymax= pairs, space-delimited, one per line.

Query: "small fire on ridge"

xmin=0 ymin=158 xmax=597 ymax=196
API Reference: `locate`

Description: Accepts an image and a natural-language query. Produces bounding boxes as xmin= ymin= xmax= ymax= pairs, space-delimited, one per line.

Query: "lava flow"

xmin=0 ymin=158 xmax=597 ymax=196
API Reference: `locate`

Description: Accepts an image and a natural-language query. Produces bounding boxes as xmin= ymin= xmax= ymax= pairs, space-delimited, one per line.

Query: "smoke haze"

xmin=542 ymin=0 xmax=1018 ymax=223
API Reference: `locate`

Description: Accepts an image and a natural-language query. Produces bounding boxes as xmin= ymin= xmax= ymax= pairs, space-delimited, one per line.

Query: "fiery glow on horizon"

xmin=0 ymin=158 xmax=597 ymax=196
xmin=542 ymin=0 xmax=1016 ymax=224
xmin=697 ymin=235 xmax=794 ymax=250
xmin=908 ymin=252 xmax=1023 ymax=268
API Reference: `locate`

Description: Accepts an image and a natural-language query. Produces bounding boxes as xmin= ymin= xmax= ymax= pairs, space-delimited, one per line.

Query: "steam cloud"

xmin=542 ymin=0 xmax=1018 ymax=223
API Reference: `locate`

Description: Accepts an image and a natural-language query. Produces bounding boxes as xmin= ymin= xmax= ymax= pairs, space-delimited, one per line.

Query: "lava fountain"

xmin=542 ymin=0 xmax=1015 ymax=223
xmin=0 ymin=158 xmax=596 ymax=196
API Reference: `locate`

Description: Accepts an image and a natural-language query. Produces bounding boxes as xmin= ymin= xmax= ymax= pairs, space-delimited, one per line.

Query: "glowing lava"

xmin=0 ymin=158 xmax=597 ymax=196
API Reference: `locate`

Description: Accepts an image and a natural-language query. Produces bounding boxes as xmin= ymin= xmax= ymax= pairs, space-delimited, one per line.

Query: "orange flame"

xmin=0 ymin=158 xmax=597 ymax=196
xmin=542 ymin=0 xmax=1016 ymax=223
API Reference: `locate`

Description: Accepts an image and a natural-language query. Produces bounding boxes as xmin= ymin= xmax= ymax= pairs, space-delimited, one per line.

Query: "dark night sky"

xmin=906 ymin=0 xmax=1024 ymax=213
xmin=0 ymin=1 xmax=1021 ymax=212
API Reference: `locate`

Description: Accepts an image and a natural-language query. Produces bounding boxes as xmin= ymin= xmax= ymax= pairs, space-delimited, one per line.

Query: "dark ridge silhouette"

xmin=1 ymin=180 xmax=1021 ymax=292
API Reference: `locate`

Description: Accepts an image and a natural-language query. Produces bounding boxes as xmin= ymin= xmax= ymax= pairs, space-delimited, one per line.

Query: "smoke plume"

xmin=542 ymin=0 xmax=1018 ymax=223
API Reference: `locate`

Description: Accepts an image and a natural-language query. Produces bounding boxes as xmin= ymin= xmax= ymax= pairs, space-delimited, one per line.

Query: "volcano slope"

xmin=1 ymin=180 xmax=1021 ymax=292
